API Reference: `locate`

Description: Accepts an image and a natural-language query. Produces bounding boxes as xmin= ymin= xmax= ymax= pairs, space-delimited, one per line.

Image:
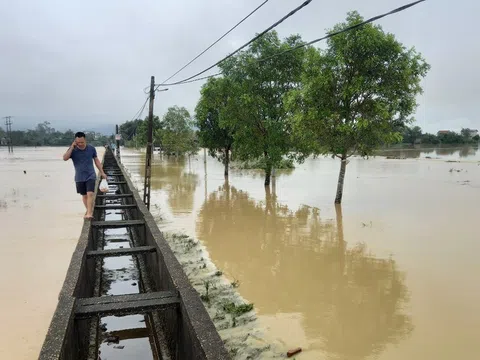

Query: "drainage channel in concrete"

xmin=96 ymin=177 xmax=157 ymax=360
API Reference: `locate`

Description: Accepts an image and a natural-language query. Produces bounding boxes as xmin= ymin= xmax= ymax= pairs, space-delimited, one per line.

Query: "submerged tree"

xmin=119 ymin=119 xmax=144 ymax=145
xmin=157 ymin=106 xmax=199 ymax=156
xmin=220 ymin=31 xmax=308 ymax=186
xmin=287 ymin=11 xmax=430 ymax=203
xmin=402 ymin=126 xmax=423 ymax=145
xmin=195 ymin=77 xmax=237 ymax=178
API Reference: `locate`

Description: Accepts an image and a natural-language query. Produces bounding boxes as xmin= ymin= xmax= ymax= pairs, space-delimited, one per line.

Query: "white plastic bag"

xmin=99 ymin=179 xmax=109 ymax=193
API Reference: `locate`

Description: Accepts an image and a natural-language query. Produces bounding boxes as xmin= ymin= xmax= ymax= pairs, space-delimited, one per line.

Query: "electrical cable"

xmin=159 ymin=0 xmax=426 ymax=87
xmin=124 ymin=96 xmax=149 ymax=139
xmin=161 ymin=0 xmax=271 ymax=85
xmin=156 ymin=0 xmax=313 ymax=87
xmin=258 ymin=0 xmax=426 ymax=64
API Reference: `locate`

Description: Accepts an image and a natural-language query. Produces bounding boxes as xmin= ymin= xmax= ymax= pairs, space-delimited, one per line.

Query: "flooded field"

xmin=0 ymin=146 xmax=104 ymax=359
xmin=121 ymin=146 xmax=480 ymax=360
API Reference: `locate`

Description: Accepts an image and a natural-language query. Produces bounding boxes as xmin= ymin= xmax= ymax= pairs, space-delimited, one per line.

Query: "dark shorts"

xmin=76 ymin=179 xmax=96 ymax=195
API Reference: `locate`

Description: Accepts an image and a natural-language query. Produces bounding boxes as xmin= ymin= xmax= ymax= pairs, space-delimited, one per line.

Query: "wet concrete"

xmin=121 ymin=147 xmax=480 ymax=360
xmin=0 ymin=146 xmax=104 ymax=360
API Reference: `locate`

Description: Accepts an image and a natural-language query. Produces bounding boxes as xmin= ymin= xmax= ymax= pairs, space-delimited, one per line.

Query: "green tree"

xmin=35 ymin=121 xmax=55 ymax=145
xmin=287 ymin=11 xmax=430 ymax=203
xmin=157 ymin=106 xmax=199 ymax=156
xmin=437 ymin=131 xmax=464 ymax=144
xmin=195 ymin=77 xmax=237 ymax=177
xmin=136 ymin=116 xmax=161 ymax=147
xmin=460 ymin=128 xmax=479 ymax=143
xmin=220 ymin=31 xmax=308 ymax=186
xmin=119 ymin=119 xmax=144 ymax=145
xmin=402 ymin=126 xmax=423 ymax=145
xmin=420 ymin=133 xmax=439 ymax=145
xmin=10 ymin=130 xmax=26 ymax=146
xmin=460 ymin=128 xmax=473 ymax=139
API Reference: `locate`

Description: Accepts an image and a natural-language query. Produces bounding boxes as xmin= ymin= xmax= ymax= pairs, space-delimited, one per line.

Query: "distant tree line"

xmin=0 ymin=121 xmax=113 ymax=147
xmin=399 ymin=126 xmax=479 ymax=146
xmin=122 ymin=11 xmax=432 ymax=204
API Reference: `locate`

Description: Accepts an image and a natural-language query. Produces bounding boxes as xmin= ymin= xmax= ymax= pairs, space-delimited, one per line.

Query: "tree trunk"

xmin=264 ymin=151 xmax=271 ymax=187
xmin=224 ymin=147 xmax=230 ymax=178
xmin=334 ymin=155 xmax=348 ymax=204
xmin=264 ymin=166 xmax=271 ymax=186
xmin=272 ymin=170 xmax=276 ymax=198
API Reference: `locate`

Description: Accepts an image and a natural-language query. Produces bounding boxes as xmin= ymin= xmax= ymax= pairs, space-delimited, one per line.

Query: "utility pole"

xmin=142 ymin=77 xmax=168 ymax=210
xmin=143 ymin=76 xmax=155 ymax=210
xmin=115 ymin=124 xmax=121 ymax=161
xmin=3 ymin=116 xmax=13 ymax=153
xmin=8 ymin=117 xmax=13 ymax=153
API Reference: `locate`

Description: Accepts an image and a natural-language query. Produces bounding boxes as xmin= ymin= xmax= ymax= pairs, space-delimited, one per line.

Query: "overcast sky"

xmin=0 ymin=0 xmax=478 ymax=134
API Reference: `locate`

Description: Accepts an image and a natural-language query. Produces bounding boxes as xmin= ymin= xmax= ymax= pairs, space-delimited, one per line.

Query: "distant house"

xmin=437 ymin=130 xmax=451 ymax=135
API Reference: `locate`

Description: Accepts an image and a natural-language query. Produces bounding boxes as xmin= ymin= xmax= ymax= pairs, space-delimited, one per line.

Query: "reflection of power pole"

xmin=3 ymin=116 xmax=13 ymax=153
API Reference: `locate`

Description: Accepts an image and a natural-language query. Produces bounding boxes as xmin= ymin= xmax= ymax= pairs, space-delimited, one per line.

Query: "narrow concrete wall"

xmin=38 ymin=148 xmax=230 ymax=360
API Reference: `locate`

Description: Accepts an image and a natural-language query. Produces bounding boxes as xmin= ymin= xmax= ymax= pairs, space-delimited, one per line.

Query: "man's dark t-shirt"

xmin=70 ymin=145 xmax=97 ymax=182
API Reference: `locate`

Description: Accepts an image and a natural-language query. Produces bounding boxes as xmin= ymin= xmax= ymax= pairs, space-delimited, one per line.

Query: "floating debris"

xmin=287 ymin=347 xmax=302 ymax=357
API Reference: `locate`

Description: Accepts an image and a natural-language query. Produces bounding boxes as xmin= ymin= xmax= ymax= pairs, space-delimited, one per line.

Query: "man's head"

xmin=74 ymin=132 xmax=87 ymax=150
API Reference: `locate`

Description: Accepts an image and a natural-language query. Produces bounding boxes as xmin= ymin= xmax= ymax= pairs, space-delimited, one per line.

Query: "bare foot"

xmin=84 ymin=213 xmax=94 ymax=220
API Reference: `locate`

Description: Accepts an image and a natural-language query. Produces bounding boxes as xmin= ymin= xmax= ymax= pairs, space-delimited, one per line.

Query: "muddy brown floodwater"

xmin=0 ymin=146 xmax=104 ymax=359
xmin=122 ymin=146 xmax=480 ymax=360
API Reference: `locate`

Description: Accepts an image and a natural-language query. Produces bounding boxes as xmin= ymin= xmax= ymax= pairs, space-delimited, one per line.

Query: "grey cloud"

xmin=1 ymin=0 xmax=478 ymax=134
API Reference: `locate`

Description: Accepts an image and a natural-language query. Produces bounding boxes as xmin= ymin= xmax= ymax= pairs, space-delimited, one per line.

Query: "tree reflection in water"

xmin=197 ymin=181 xmax=413 ymax=359
xmin=149 ymin=156 xmax=199 ymax=214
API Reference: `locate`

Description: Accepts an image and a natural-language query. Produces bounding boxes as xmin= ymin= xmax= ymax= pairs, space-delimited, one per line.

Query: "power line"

xmin=171 ymin=72 xmax=222 ymax=85
xmin=161 ymin=0 xmax=271 ymax=85
xmin=156 ymin=0 xmax=313 ymax=88
xmin=160 ymin=0 xmax=426 ymax=87
xmin=261 ymin=0 xmax=427 ymax=63
xmin=123 ymin=96 xmax=149 ymax=140
xmin=130 ymin=96 xmax=149 ymax=122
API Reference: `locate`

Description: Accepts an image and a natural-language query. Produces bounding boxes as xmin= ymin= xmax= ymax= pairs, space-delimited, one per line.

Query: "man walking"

xmin=63 ymin=132 xmax=107 ymax=219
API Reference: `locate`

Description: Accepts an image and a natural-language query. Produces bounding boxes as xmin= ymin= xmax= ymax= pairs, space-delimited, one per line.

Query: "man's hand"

xmin=101 ymin=172 xmax=108 ymax=180
xmin=63 ymin=141 xmax=76 ymax=161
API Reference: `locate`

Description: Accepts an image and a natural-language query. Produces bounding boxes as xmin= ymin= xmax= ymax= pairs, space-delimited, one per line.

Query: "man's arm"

xmin=94 ymin=157 xmax=107 ymax=179
xmin=63 ymin=141 xmax=76 ymax=161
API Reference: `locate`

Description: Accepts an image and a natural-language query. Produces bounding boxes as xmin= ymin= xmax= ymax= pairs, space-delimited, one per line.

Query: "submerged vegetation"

xmin=118 ymin=10 xmax=433 ymax=203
